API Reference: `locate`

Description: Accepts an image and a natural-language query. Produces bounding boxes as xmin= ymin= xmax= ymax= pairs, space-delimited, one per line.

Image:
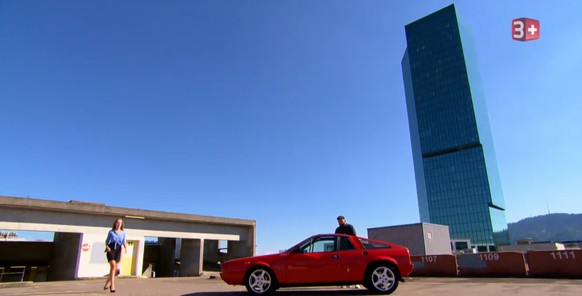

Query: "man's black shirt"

xmin=335 ymin=224 xmax=356 ymax=236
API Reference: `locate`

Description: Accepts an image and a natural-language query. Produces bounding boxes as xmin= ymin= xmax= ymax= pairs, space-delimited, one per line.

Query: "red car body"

xmin=220 ymin=234 xmax=413 ymax=295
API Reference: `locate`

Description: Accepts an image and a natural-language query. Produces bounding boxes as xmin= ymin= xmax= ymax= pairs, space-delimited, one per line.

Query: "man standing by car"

xmin=335 ymin=215 xmax=359 ymax=289
xmin=335 ymin=215 xmax=356 ymax=236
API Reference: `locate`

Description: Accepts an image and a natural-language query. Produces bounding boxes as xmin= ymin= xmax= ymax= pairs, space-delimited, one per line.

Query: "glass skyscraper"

xmin=401 ymin=4 xmax=509 ymax=251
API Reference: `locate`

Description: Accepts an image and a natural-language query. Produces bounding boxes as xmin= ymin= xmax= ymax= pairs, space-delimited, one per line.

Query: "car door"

xmin=336 ymin=235 xmax=368 ymax=282
xmin=285 ymin=236 xmax=343 ymax=284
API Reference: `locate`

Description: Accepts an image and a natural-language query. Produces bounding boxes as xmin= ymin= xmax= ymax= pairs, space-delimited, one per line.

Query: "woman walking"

xmin=104 ymin=218 xmax=127 ymax=293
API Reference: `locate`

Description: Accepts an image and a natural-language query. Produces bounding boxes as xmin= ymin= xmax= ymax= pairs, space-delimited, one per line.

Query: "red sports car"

xmin=220 ymin=233 xmax=413 ymax=295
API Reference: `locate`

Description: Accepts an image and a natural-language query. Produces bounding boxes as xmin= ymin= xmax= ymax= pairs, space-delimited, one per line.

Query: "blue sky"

xmin=1 ymin=0 xmax=581 ymax=254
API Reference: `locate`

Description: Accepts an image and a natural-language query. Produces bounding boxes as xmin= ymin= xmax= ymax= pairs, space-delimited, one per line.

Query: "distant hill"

xmin=508 ymin=213 xmax=582 ymax=244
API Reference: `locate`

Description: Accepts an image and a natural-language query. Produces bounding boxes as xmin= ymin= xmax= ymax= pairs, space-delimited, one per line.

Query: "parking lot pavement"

xmin=1 ymin=276 xmax=582 ymax=296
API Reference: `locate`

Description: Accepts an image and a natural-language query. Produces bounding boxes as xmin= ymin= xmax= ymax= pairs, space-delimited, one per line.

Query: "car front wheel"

xmin=365 ymin=264 xmax=399 ymax=294
xmin=244 ymin=267 xmax=277 ymax=295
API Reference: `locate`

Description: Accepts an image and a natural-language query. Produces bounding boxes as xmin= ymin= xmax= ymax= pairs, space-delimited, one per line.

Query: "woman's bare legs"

xmin=104 ymin=260 xmax=111 ymax=289
xmin=105 ymin=260 xmax=117 ymax=291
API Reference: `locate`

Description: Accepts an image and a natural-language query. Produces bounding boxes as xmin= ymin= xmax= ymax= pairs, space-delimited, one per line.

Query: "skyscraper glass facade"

xmin=401 ymin=4 xmax=509 ymax=249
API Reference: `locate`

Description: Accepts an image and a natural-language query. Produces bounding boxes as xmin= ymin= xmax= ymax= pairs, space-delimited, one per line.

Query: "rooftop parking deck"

xmin=1 ymin=274 xmax=581 ymax=296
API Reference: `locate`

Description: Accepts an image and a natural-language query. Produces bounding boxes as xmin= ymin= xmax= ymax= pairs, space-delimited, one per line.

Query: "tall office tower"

xmin=401 ymin=4 xmax=509 ymax=251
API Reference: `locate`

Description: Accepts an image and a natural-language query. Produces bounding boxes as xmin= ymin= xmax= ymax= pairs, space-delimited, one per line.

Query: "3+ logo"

xmin=512 ymin=18 xmax=540 ymax=41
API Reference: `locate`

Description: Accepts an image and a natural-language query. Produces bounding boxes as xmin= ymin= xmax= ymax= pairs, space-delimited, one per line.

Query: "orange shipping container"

xmin=457 ymin=252 xmax=527 ymax=277
xmin=525 ymin=250 xmax=582 ymax=279
xmin=410 ymin=255 xmax=458 ymax=277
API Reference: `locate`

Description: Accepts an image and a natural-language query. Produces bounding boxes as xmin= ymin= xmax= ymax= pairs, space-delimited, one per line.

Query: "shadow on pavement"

xmin=182 ymin=290 xmax=370 ymax=296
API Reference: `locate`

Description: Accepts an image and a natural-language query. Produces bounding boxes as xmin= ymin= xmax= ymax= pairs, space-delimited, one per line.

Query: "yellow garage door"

xmin=120 ymin=241 xmax=137 ymax=276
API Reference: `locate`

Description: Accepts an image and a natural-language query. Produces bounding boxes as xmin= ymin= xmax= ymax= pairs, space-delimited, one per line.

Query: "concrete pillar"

xmin=180 ymin=239 xmax=203 ymax=276
xmin=134 ymin=239 xmax=145 ymax=276
xmin=227 ymin=240 xmax=250 ymax=261
xmin=226 ymin=227 xmax=255 ymax=261
xmin=47 ymin=232 xmax=82 ymax=281
xmin=157 ymin=237 xmax=176 ymax=277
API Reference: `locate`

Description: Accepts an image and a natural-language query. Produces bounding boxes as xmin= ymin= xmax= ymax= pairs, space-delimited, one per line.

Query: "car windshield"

xmin=359 ymin=238 xmax=391 ymax=249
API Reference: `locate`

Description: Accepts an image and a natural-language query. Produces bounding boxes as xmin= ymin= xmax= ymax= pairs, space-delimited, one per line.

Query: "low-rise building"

xmin=499 ymin=239 xmax=566 ymax=252
xmin=0 ymin=195 xmax=255 ymax=281
xmin=368 ymin=223 xmax=451 ymax=256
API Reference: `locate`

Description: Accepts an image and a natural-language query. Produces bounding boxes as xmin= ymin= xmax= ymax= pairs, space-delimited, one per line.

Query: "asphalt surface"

xmin=1 ymin=274 xmax=581 ymax=296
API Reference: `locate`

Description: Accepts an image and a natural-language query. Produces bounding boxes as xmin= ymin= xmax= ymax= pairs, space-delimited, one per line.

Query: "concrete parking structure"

xmin=0 ymin=195 xmax=255 ymax=281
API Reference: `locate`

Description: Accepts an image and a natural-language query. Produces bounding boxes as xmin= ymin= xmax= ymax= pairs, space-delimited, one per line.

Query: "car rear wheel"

xmin=244 ymin=267 xmax=277 ymax=295
xmin=365 ymin=264 xmax=399 ymax=294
